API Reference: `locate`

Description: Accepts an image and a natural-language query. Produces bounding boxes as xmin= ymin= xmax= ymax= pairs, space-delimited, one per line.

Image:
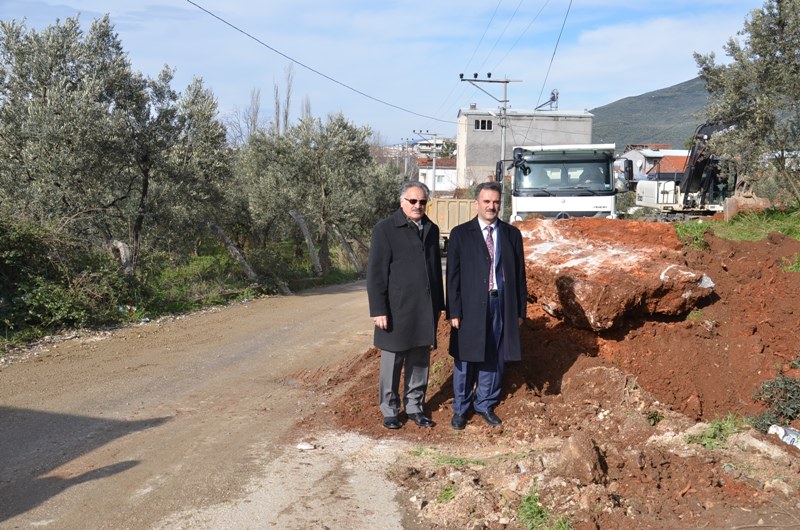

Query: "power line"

xmin=185 ymin=0 xmax=455 ymax=125
xmin=516 ymin=0 xmax=573 ymax=145
xmin=432 ymin=0 xmax=505 ymax=123
xmin=475 ymin=0 xmax=526 ymax=75
xmin=493 ymin=0 xmax=552 ymax=71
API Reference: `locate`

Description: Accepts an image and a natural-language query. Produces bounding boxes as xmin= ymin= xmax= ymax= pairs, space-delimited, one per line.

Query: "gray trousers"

xmin=379 ymin=346 xmax=430 ymax=418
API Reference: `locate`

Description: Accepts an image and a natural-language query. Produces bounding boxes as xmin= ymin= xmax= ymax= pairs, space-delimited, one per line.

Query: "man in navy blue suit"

xmin=446 ymin=182 xmax=527 ymax=429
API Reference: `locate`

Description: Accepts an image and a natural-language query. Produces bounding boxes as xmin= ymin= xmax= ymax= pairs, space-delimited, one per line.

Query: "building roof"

xmin=640 ymin=148 xmax=689 ymax=158
xmin=646 ymin=154 xmax=689 ymax=175
xmin=624 ymin=143 xmax=671 ymax=152
xmin=457 ymin=107 xmax=593 ymax=119
xmin=417 ymin=157 xmax=456 ymax=168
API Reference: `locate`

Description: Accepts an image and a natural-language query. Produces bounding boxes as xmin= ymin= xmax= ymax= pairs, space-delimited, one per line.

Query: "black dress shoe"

xmin=383 ymin=416 xmax=401 ymax=429
xmin=407 ymin=413 xmax=435 ymax=427
xmin=477 ymin=410 xmax=502 ymax=426
xmin=451 ymin=414 xmax=467 ymax=430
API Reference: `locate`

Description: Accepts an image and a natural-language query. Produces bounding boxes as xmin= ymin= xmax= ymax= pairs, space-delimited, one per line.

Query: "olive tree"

xmin=0 ymin=15 xmax=236 ymax=272
xmin=695 ymin=0 xmax=800 ymax=203
xmin=242 ymin=112 xmax=402 ymax=274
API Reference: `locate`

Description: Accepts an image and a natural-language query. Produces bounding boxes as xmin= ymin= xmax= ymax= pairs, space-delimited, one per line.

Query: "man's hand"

xmin=450 ymin=317 xmax=460 ymax=329
xmin=373 ymin=315 xmax=388 ymax=330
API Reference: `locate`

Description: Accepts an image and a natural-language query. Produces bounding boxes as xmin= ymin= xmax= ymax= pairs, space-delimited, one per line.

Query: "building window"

xmin=474 ymin=119 xmax=493 ymax=131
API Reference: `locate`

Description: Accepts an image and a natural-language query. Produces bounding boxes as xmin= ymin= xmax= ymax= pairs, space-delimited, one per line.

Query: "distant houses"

xmin=618 ymin=145 xmax=689 ymax=181
xmin=385 ymin=109 xmax=692 ymax=195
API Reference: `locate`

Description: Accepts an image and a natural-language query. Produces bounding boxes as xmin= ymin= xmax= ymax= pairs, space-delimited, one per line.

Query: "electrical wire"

xmin=516 ymin=0 xmax=573 ymax=145
xmin=493 ymin=0 xmax=552 ymax=71
xmin=430 ymin=1 xmax=504 ymax=134
xmin=185 ymin=0 xmax=455 ymax=124
xmin=475 ymin=0 xmax=526 ymax=75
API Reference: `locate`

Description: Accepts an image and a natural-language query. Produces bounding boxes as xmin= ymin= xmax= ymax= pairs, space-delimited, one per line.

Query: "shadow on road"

xmin=0 ymin=407 xmax=170 ymax=522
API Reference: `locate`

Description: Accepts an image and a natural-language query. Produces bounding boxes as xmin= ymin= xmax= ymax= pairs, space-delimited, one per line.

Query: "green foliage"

xmin=751 ymin=375 xmax=800 ymax=432
xmin=615 ymin=191 xmax=636 ymax=217
xmin=434 ymin=455 xmax=486 ymax=467
xmin=685 ymin=413 xmax=749 ymax=449
xmin=646 ymin=411 xmax=665 ymax=426
xmin=696 ymin=0 xmax=800 ymax=203
xmin=429 ymin=359 xmax=445 ymax=387
xmin=714 ymin=209 xmax=800 ymax=241
xmin=436 ymin=483 xmax=456 ymax=502
xmin=518 ymin=489 xmax=574 ymax=530
xmin=674 ymin=219 xmax=714 ymax=249
xmin=674 ymin=209 xmax=800 ymax=250
xmin=1 ymin=218 xmax=136 ymax=349
xmin=135 ymin=249 xmax=250 ymax=316
xmin=685 ymin=309 xmax=705 ymax=321
xmin=406 ymin=446 xmax=486 ymax=467
xmin=783 ymin=254 xmax=800 ymax=272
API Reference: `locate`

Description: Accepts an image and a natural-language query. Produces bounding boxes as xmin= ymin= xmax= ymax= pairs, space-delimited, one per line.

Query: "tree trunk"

xmin=318 ymin=221 xmax=330 ymax=274
xmin=331 ymin=223 xmax=362 ymax=273
xmin=206 ymin=221 xmax=292 ymax=295
xmin=206 ymin=221 xmax=259 ymax=281
xmin=288 ymin=210 xmax=322 ymax=276
xmin=108 ymin=239 xmax=134 ymax=276
xmin=131 ymin=167 xmax=150 ymax=273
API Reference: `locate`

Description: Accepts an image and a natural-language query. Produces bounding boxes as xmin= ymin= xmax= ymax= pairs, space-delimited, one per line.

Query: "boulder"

xmin=518 ymin=218 xmax=715 ymax=331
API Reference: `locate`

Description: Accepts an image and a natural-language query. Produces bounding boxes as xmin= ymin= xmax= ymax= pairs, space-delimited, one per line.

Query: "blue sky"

xmin=0 ymin=0 xmax=764 ymax=144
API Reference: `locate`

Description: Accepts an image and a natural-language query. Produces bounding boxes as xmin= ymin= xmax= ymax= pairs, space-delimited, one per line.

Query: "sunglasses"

xmin=403 ymin=197 xmax=428 ymax=206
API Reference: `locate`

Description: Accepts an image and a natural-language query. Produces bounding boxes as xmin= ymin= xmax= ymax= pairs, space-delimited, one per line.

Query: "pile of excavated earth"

xmin=307 ymin=217 xmax=800 ymax=529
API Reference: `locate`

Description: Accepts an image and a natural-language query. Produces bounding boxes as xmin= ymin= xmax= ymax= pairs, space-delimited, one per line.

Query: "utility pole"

xmin=400 ymin=137 xmax=411 ymax=178
xmin=413 ymin=130 xmax=439 ymax=193
xmin=459 ymin=73 xmax=521 ymax=220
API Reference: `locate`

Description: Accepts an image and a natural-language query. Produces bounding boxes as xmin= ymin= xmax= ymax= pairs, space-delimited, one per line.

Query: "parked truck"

xmin=426 ymin=197 xmax=476 ymax=252
xmin=507 ymin=144 xmax=621 ymax=221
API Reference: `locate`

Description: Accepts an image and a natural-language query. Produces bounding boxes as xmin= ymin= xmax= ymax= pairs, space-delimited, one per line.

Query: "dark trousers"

xmin=452 ymin=291 xmax=504 ymax=416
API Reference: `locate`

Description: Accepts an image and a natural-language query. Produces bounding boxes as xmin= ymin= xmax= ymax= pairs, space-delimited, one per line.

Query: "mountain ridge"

xmin=590 ymin=77 xmax=709 ymax=152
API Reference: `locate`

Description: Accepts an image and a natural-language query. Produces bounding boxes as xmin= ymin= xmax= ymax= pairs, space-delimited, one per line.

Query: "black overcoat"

xmin=367 ymin=209 xmax=445 ymax=352
xmin=446 ymin=217 xmax=527 ymax=363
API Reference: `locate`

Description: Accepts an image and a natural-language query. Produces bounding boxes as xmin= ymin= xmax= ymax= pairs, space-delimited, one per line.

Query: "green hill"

xmin=591 ymin=77 xmax=709 ymax=152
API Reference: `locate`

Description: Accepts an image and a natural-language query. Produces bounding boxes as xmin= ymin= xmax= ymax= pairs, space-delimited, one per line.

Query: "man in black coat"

xmin=367 ymin=181 xmax=445 ymax=429
xmin=446 ymin=182 xmax=527 ymax=430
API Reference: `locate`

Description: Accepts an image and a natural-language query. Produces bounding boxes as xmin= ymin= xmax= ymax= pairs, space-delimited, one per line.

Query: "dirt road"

xmin=0 ymin=281 xmax=417 ymax=529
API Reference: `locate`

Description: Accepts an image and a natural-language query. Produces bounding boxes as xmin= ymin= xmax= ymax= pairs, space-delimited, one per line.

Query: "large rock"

xmin=518 ymin=218 xmax=715 ymax=331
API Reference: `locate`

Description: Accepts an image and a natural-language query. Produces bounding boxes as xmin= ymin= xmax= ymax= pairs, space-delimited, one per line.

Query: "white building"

xmin=456 ymin=105 xmax=593 ymax=188
xmin=417 ymin=157 xmax=457 ymax=194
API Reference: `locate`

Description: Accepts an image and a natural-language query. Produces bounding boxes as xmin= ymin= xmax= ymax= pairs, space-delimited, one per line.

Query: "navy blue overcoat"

xmin=446 ymin=217 xmax=527 ymax=362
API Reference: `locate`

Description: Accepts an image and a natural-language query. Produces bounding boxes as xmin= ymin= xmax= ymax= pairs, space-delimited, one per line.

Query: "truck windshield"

xmin=515 ymin=161 xmax=611 ymax=191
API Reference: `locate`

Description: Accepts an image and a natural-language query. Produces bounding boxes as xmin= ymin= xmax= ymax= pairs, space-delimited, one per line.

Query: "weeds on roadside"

xmin=408 ymin=447 xmax=486 ymax=467
xmin=714 ymin=209 xmax=800 ymax=241
xmin=675 ymin=219 xmax=713 ymax=250
xmin=750 ymin=374 xmax=800 ymax=433
xmin=674 ymin=208 xmax=800 ymax=250
xmin=685 ymin=309 xmax=705 ymax=321
xmin=518 ymin=489 xmax=574 ymax=530
xmin=782 ymin=253 xmax=800 ymax=272
xmin=436 ymin=483 xmax=456 ymax=502
xmin=435 ymin=455 xmax=486 ymax=467
xmin=685 ymin=413 xmax=749 ymax=449
xmin=429 ymin=359 xmax=445 ymax=387
xmin=646 ymin=410 xmax=665 ymax=426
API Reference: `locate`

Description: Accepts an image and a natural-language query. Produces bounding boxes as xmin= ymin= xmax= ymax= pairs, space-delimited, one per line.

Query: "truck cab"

xmin=510 ymin=144 xmax=618 ymax=221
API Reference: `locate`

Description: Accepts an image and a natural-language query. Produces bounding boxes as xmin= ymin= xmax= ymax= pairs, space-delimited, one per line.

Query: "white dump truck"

xmin=507 ymin=144 xmax=621 ymax=221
